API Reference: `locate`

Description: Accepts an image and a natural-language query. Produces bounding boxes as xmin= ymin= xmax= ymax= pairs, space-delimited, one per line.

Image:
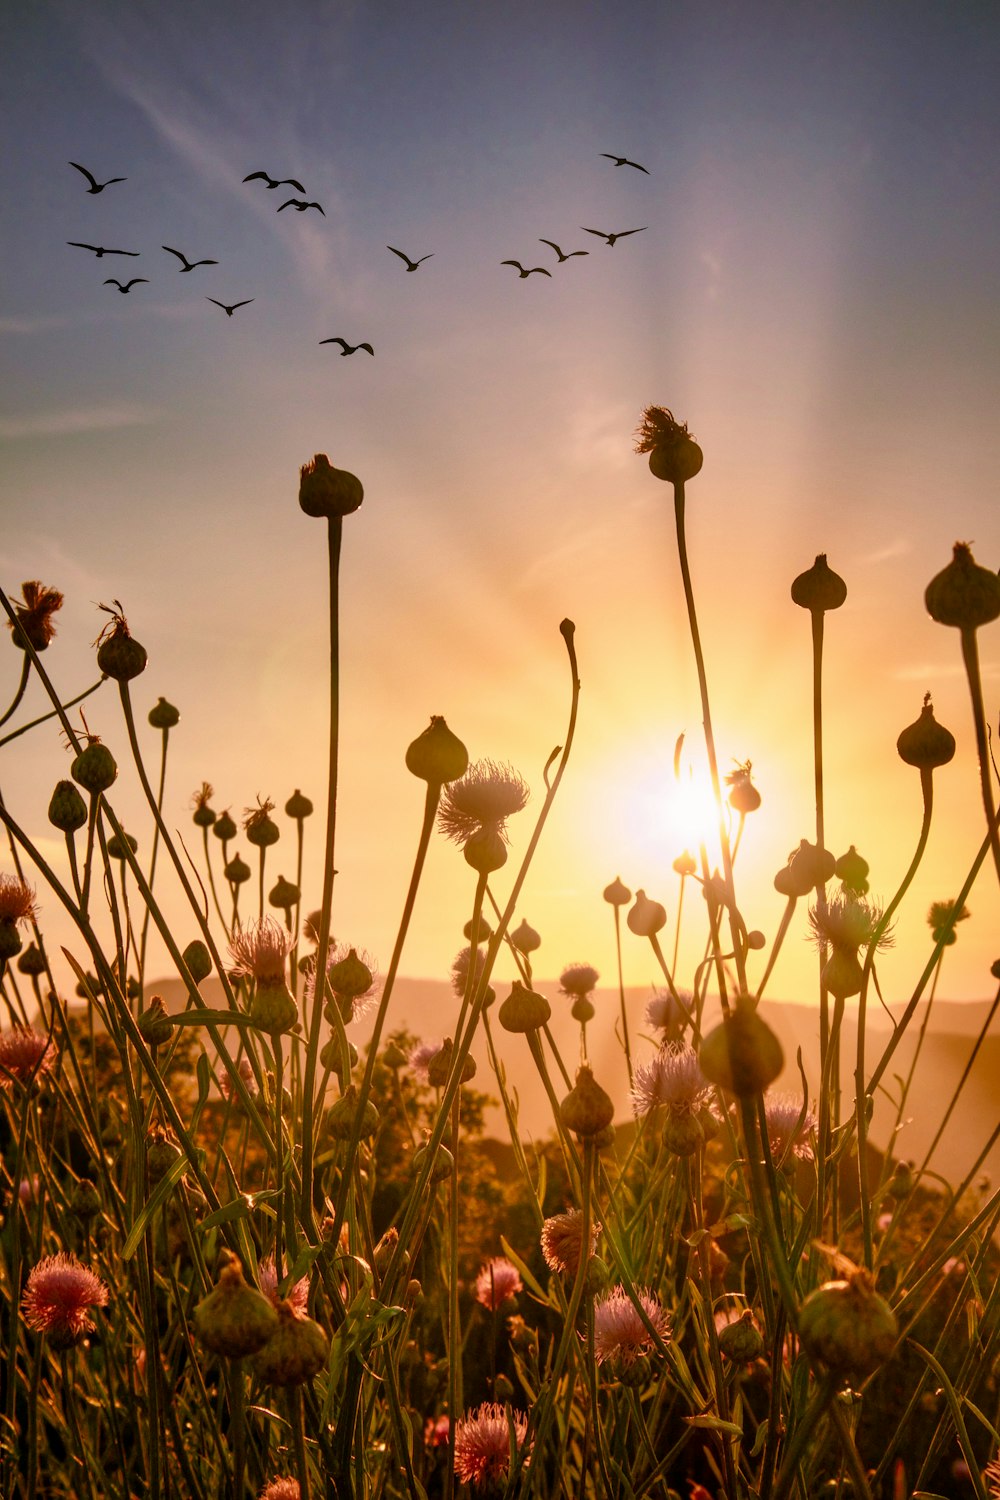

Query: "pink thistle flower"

xmin=559 ymin=963 xmax=599 ymax=999
xmin=0 ymin=1027 xmax=54 ymax=1088
xmin=228 ymin=918 xmax=292 ymax=985
xmin=217 ymin=1055 xmax=258 ymax=1102
xmin=474 ymin=1257 xmax=522 ymax=1310
xmin=9 ymin=580 xmax=64 ymax=651
xmin=408 ymin=1039 xmax=444 ymax=1084
xmin=0 ymin=874 xmax=38 ymax=924
xmin=644 ymin=988 xmax=691 ymax=1040
xmin=763 ymin=1092 xmax=817 ymax=1163
xmin=259 ymin=1481 xmax=301 ymax=1500
xmin=631 ymin=1044 xmax=711 ymax=1118
xmin=592 ymin=1286 xmax=670 ymax=1368
xmin=425 ymin=1415 xmax=450 ymax=1448
xmin=453 ymin=1402 xmax=529 ymax=1486
xmin=22 ymin=1252 xmax=109 ymax=1349
xmin=985 ymin=1456 xmax=1000 ymax=1500
xmin=451 ymin=944 xmax=487 ymax=997
xmin=438 ymin=760 xmax=529 ymax=845
xmin=19 ymin=1175 xmax=41 ymax=1205
xmin=540 ymin=1208 xmax=601 ymax=1277
xmin=259 ymin=1255 xmax=309 ymax=1314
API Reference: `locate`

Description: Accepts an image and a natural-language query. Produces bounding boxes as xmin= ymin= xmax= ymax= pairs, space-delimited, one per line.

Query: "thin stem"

xmin=960 ymin=625 xmax=1000 ymax=888
xmin=0 ymin=653 xmax=31 ymax=727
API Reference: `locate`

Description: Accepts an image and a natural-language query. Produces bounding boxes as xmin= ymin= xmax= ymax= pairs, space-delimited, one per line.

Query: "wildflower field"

xmin=2 ymin=411 xmax=1000 ymax=1500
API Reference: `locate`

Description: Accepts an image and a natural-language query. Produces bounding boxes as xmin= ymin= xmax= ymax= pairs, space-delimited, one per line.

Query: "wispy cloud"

xmin=0 ymin=314 xmax=73 ymax=336
xmin=859 ymin=538 xmax=912 ymax=565
xmin=0 ymin=404 xmax=161 ymax=439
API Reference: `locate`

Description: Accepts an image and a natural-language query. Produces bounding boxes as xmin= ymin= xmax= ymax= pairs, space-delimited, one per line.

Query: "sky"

xmin=2 ymin=0 xmax=999 ymax=1019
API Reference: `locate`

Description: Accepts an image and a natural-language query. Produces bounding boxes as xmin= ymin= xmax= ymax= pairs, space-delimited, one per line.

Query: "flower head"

xmin=474 ymin=1257 xmax=522 ymax=1310
xmin=0 ymin=1026 xmax=54 ymax=1087
xmin=305 ymin=942 xmax=380 ymax=1019
xmin=592 ymin=1286 xmax=670 ymax=1368
xmin=453 ymin=1403 xmax=529 ymax=1486
xmin=451 ymin=944 xmax=488 ymax=997
xmin=9 ymin=581 xmax=63 ymax=652
xmin=408 ymin=1038 xmax=444 ymax=1084
xmin=631 ymin=1044 xmax=711 ymax=1118
xmin=259 ymin=1480 xmax=301 ymax=1500
xmin=644 ymin=988 xmax=690 ymax=1041
xmin=559 ymin=963 xmax=599 ymax=999
xmin=217 ymin=1055 xmax=258 ymax=1102
xmin=928 ymin=899 xmax=971 ymax=946
xmin=763 ymin=1091 xmax=817 ymax=1163
xmin=540 ymin=1208 xmax=601 ymax=1277
xmin=809 ymin=893 xmax=890 ymax=955
xmin=438 ymin=760 xmax=529 ymax=845
xmin=22 ymin=1252 xmax=109 ymax=1348
xmin=0 ymin=875 xmax=38 ymax=925
xmin=425 ymin=1415 xmax=450 ymax=1449
xmin=259 ymin=1256 xmax=309 ymax=1314
xmin=228 ymin=918 xmax=292 ymax=985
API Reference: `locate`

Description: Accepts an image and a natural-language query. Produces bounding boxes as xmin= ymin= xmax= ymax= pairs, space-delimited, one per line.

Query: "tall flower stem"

xmin=0 ymin=654 xmax=30 ymax=727
xmin=300 ymin=515 xmax=343 ymax=1226
xmin=138 ymin=720 xmax=172 ymax=986
xmin=0 ymin=676 xmax=104 ymax=749
xmin=610 ymin=901 xmax=633 ymax=1087
xmin=959 ymin=625 xmax=1000 ymax=888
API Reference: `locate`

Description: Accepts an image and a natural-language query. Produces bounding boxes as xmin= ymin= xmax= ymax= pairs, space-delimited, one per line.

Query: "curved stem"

xmin=0 ymin=676 xmax=104 ymax=748
xmin=960 ymin=626 xmax=1000 ymax=888
xmin=0 ymin=654 xmax=31 ymax=727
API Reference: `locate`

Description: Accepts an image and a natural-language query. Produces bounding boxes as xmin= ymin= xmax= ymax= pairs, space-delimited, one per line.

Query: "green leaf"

xmin=684 ymin=1415 xmax=744 ymax=1436
xmin=750 ymin=1418 xmax=768 ymax=1458
xmin=500 ymin=1235 xmax=547 ymax=1300
xmin=171 ymin=1007 xmax=253 ymax=1028
xmin=199 ymin=1196 xmax=254 ymax=1231
xmin=909 ymin=1342 xmax=990 ymax=1500
xmin=122 ymin=1153 xmax=191 ymax=1259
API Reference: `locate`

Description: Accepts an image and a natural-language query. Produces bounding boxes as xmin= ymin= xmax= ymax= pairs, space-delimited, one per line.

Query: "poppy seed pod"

xmin=560 ymin=1064 xmax=615 ymax=1137
xmin=790 ymin=555 xmax=847 ymax=613
xmin=925 ymin=542 xmax=1000 ymax=630
xmin=96 ymin=611 xmax=147 ymax=682
xmin=70 ymin=741 xmax=117 ymax=795
xmin=147 ymin=697 xmax=180 ymax=729
xmin=193 ymin=1253 xmax=279 ymax=1360
xmin=48 ymin=779 xmax=88 ymax=833
xmin=798 ymin=1270 xmax=897 ymax=1379
xmin=627 ymin=890 xmax=667 ymax=937
xmin=896 ymin=696 xmax=956 ymax=770
xmin=299 ymin=454 xmax=363 ymax=519
xmin=698 ymin=997 xmax=784 ymax=1098
xmin=498 ymin=980 xmax=551 ymax=1033
xmin=405 ymin=716 xmax=469 ymax=785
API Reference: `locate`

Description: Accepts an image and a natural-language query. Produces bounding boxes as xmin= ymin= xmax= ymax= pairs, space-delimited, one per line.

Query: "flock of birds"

xmin=65 ymin=151 xmax=651 ymax=354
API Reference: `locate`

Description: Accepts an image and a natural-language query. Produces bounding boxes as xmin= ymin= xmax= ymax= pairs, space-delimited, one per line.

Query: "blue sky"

xmin=3 ymin=1 xmax=999 ymax=1004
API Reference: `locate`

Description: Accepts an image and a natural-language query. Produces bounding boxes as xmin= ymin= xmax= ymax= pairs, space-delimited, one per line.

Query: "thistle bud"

xmin=138 ymin=995 xmax=173 ymax=1048
xmin=698 ymin=997 xmax=783 ymax=1098
xmin=17 ymin=943 xmax=47 ymax=977
xmin=661 ymin=1110 xmax=706 ymax=1157
xmin=147 ymin=1132 xmax=183 ymax=1184
xmin=790 ymin=555 xmax=847 ymax=613
xmin=427 ymin=1038 xmax=476 ymax=1087
xmin=214 ymin=810 xmax=237 ymax=842
xmin=412 ymin=1138 xmax=453 ymax=1184
xmin=405 ymin=715 xmax=469 ymax=785
xmin=327 ymin=948 xmax=373 ymax=1000
xmin=798 ymin=1270 xmax=897 ymax=1379
xmin=603 ymin=876 xmax=631 ymax=907
xmin=835 ymin=846 xmax=870 ymax=894
xmin=673 ymin=851 xmax=697 ymax=877
xmin=463 ymin=826 xmax=507 ymax=874
xmin=498 ymin=980 xmax=551 ymax=1033
xmin=148 ymin=697 xmax=179 ymax=729
xmin=774 ymin=840 xmax=835 ymax=898
xmin=69 ymin=1178 xmax=102 ymax=1221
xmin=320 ymin=1037 xmax=358 ymax=1078
xmin=269 ymin=875 xmax=300 ymax=912
xmin=325 ymin=1084 xmax=379 ymax=1141
xmin=924 ymin=542 xmax=1000 ymax=630
xmin=887 ymin=1160 xmax=916 ymax=1200
xmin=244 ymin=802 xmax=279 ymax=848
xmin=821 ymin=948 xmax=864 ymax=999
xmin=285 ymin=788 xmax=313 ymax=819
xmin=559 ymin=1065 xmax=615 ymax=1138
xmin=193 ymin=1253 xmax=279 ymax=1360
xmin=253 ymin=1299 xmax=330 ymax=1385
xmin=48 ymin=780 xmax=88 ymax=833
xmin=183 ymin=940 xmax=212 ymax=984
xmin=248 ymin=981 xmax=298 ymax=1037
xmin=510 ymin=918 xmax=540 ymax=953
xmin=896 ymin=695 xmax=956 ymax=771
xmin=571 ymin=997 xmax=595 ymax=1024
xmin=225 ymin=853 xmax=251 ymax=886
xmin=71 ymin=741 xmax=117 ymax=795
xmin=107 ymin=831 xmax=138 ymax=861
xmin=627 ymin=890 xmax=667 ymax=937
xmin=717 ymin=1310 xmax=764 ymax=1363
xmin=299 ymin=454 xmax=364 ymax=519
xmin=382 ymin=1041 xmax=407 ymax=1070
xmin=463 ymin=917 xmax=493 ymax=944
xmin=96 ymin=609 xmax=147 ymax=682
xmin=635 ymin=406 xmax=703 ymax=484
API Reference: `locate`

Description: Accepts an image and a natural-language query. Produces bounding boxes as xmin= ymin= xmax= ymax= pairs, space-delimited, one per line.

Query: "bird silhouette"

xmin=580 ymin=226 xmax=648 ymax=246
xmin=69 ymin=162 xmax=126 ymax=193
xmin=243 ymin=171 xmax=307 ymax=192
xmin=600 ymin=153 xmax=650 ymax=174
xmin=387 ymin=246 xmax=433 ymax=271
xmin=207 ymin=298 xmax=255 ymax=317
xmin=103 ymin=278 xmax=148 ymax=293
xmin=278 ymin=198 xmax=325 ymax=215
xmin=67 ymin=242 xmax=140 ymax=258
xmin=319 ymin=338 xmax=374 ymax=356
xmin=539 ymin=239 xmax=589 ymax=262
xmin=162 ymin=246 xmax=219 ymax=272
xmin=501 ymin=260 xmax=552 ymax=278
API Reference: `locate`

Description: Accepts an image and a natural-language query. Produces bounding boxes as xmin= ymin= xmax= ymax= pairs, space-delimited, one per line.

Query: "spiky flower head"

xmin=22 ymin=1252 xmax=109 ymax=1349
xmin=540 ymin=1208 xmax=601 ymax=1277
xmin=0 ymin=1026 xmax=54 ymax=1088
xmin=191 ymin=782 xmax=216 ymax=828
xmin=559 ymin=963 xmax=599 ymax=999
xmin=9 ymin=581 xmax=63 ymax=652
xmin=644 ymin=989 xmax=690 ymax=1041
xmin=306 ymin=942 xmax=379 ymax=1020
xmin=592 ymin=1286 xmax=670 ymax=1369
xmin=764 ymin=1091 xmax=817 ymax=1163
xmin=451 ymin=944 xmax=489 ymax=999
xmin=408 ymin=1038 xmax=445 ymax=1083
xmin=218 ymin=1055 xmax=258 ymax=1103
xmin=474 ymin=1257 xmax=522 ymax=1310
xmin=631 ymin=1044 xmax=711 ymax=1118
xmin=453 ymin=1403 xmax=529 ymax=1487
xmin=985 ymin=1457 xmax=1000 ymax=1500
xmin=244 ymin=797 xmax=280 ymax=848
xmin=229 ymin=918 xmax=292 ymax=985
xmin=259 ymin=1255 xmax=309 ymax=1314
xmin=0 ymin=874 xmax=38 ymax=925
xmin=809 ymin=893 xmax=890 ymax=955
xmin=928 ymin=899 xmax=971 ymax=946
xmin=259 ymin=1481 xmax=301 ymax=1500
xmin=438 ymin=760 xmax=529 ymax=845
xmin=726 ymin=760 xmax=761 ymax=814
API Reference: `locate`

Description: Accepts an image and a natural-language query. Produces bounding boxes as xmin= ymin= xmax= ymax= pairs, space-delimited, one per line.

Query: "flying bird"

xmin=501 ymin=260 xmax=552 ymax=278
xmin=600 ymin=153 xmax=650 ymax=174
xmin=69 ymin=162 xmax=126 ymax=193
xmin=67 ymin=242 xmax=140 ymax=258
xmin=162 ymin=245 xmax=218 ymax=272
xmin=243 ymin=171 xmax=306 ymax=192
xmin=387 ymin=246 xmax=433 ymax=271
xmin=103 ymin=278 xmax=148 ymax=293
xmin=207 ymin=298 xmax=255 ymax=317
xmin=319 ymin=337 xmax=374 ymax=355
xmin=580 ymin=226 xmax=648 ymax=246
xmin=539 ymin=238 xmax=589 ymax=262
xmin=278 ymin=198 xmax=325 ymax=215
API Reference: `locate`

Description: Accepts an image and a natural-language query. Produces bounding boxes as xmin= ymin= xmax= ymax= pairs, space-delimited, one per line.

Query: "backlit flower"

xmin=644 ymin=989 xmax=690 ymax=1041
xmin=217 ymin=1055 xmax=258 ymax=1102
xmin=631 ymin=1044 xmax=711 ymax=1118
xmin=9 ymin=581 xmax=63 ymax=652
xmin=475 ymin=1257 xmax=522 ymax=1310
xmin=453 ymin=1403 xmax=529 ymax=1486
xmin=22 ymin=1252 xmax=109 ymax=1348
xmin=408 ymin=1039 xmax=444 ymax=1084
xmin=809 ymin=894 xmax=889 ymax=955
xmin=438 ymin=760 xmax=529 ymax=845
xmin=0 ymin=875 xmax=38 ymax=925
xmin=451 ymin=944 xmax=487 ymax=997
xmin=592 ymin=1286 xmax=670 ymax=1368
xmin=425 ymin=1415 xmax=450 ymax=1449
xmin=540 ymin=1208 xmax=601 ymax=1277
xmin=0 ymin=1026 xmax=54 ymax=1087
xmin=259 ymin=1480 xmax=300 ymax=1500
xmin=259 ymin=1256 xmax=309 ymax=1314
xmin=306 ymin=942 xmax=380 ymax=1020
xmin=764 ymin=1091 xmax=817 ymax=1163
xmin=559 ymin=963 xmax=599 ymax=999
xmin=229 ymin=918 xmax=292 ymax=984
